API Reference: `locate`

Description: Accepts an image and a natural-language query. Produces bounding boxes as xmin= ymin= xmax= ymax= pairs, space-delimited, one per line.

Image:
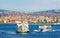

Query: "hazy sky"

xmin=0 ymin=0 xmax=60 ymax=12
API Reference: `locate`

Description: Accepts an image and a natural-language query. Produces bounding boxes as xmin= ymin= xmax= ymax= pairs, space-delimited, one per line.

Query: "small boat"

xmin=39 ymin=25 xmax=52 ymax=32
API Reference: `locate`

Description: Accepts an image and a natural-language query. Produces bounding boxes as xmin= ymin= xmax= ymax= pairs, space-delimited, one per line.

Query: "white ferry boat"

xmin=16 ymin=21 xmax=29 ymax=33
xmin=39 ymin=25 xmax=52 ymax=32
xmin=15 ymin=13 xmax=29 ymax=33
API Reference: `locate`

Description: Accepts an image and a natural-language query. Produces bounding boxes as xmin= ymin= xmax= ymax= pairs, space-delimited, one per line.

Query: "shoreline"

xmin=0 ymin=23 xmax=60 ymax=25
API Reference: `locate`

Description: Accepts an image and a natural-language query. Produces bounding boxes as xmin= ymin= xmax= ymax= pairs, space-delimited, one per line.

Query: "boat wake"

xmin=52 ymin=30 xmax=60 ymax=31
xmin=0 ymin=30 xmax=16 ymax=34
xmin=34 ymin=30 xmax=39 ymax=32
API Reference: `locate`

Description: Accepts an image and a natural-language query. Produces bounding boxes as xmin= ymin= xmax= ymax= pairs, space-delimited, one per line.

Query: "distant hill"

xmin=0 ymin=9 xmax=8 ymax=12
xmin=0 ymin=9 xmax=20 ymax=17
xmin=30 ymin=9 xmax=60 ymax=16
xmin=0 ymin=9 xmax=60 ymax=17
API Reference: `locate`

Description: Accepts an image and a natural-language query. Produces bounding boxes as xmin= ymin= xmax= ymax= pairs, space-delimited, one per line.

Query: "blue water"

xmin=0 ymin=24 xmax=60 ymax=38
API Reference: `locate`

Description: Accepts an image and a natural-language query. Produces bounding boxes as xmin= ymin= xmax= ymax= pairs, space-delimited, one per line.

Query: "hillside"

xmin=0 ymin=9 xmax=60 ymax=16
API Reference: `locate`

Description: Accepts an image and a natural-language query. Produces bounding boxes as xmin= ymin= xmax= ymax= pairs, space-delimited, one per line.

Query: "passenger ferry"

xmin=16 ymin=13 xmax=29 ymax=33
xmin=15 ymin=21 xmax=29 ymax=33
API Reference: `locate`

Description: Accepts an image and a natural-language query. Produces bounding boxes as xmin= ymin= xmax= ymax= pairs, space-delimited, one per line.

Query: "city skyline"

xmin=0 ymin=0 xmax=60 ymax=13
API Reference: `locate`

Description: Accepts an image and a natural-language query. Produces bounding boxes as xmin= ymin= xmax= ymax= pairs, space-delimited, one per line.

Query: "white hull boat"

xmin=16 ymin=21 xmax=29 ymax=33
xmin=39 ymin=25 xmax=52 ymax=32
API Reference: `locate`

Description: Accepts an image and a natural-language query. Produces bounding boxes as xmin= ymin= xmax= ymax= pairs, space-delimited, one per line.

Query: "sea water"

xmin=0 ymin=24 xmax=60 ymax=38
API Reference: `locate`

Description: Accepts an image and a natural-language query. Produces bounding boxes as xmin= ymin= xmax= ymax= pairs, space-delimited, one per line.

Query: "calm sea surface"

xmin=0 ymin=24 xmax=60 ymax=38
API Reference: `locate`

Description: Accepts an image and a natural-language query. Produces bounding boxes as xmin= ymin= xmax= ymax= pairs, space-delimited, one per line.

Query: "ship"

xmin=39 ymin=24 xmax=52 ymax=32
xmin=16 ymin=13 xmax=29 ymax=33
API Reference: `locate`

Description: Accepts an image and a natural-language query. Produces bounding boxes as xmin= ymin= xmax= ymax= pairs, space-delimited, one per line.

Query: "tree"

xmin=44 ymin=19 xmax=47 ymax=23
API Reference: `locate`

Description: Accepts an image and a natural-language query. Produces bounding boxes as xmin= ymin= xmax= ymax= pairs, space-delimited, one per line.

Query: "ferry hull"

xmin=16 ymin=23 xmax=29 ymax=33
